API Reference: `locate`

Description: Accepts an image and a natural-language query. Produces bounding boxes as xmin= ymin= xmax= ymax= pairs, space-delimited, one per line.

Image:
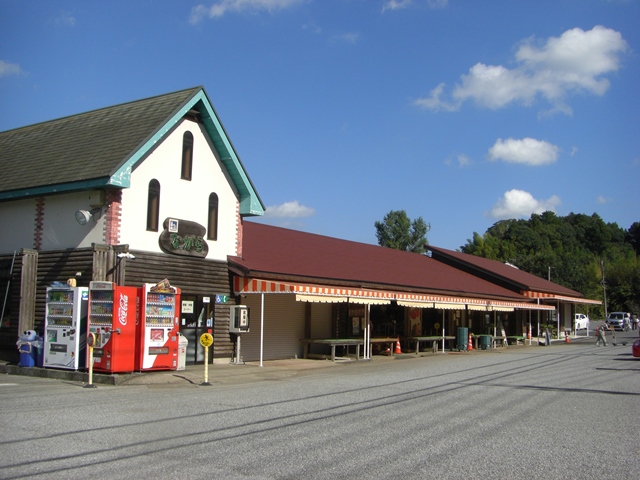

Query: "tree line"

xmin=375 ymin=210 xmax=639 ymax=318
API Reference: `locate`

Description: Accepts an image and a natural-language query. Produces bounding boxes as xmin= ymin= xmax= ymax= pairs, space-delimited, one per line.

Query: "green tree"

xmin=627 ymin=222 xmax=640 ymax=256
xmin=375 ymin=210 xmax=430 ymax=253
xmin=460 ymin=211 xmax=640 ymax=317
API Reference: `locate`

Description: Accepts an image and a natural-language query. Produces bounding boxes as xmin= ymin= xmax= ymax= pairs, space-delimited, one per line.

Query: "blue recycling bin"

xmin=17 ymin=330 xmax=39 ymax=367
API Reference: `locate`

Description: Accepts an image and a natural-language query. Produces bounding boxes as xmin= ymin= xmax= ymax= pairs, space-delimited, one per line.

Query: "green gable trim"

xmin=0 ymin=178 xmax=113 ymax=201
xmin=109 ymin=89 xmax=265 ymax=217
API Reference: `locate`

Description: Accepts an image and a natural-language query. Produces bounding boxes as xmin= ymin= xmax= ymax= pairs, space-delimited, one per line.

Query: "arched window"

xmin=207 ymin=193 xmax=218 ymax=241
xmin=181 ymin=131 xmax=194 ymax=181
xmin=147 ymin=179 xmax=160 ymax=231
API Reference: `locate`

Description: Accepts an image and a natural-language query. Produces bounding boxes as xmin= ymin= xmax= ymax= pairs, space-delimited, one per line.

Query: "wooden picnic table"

xmin=406 ymin=336 xmax=456 ymax=354
xmin=300 ymin=338 xmax=363 ymax=361
xmin=300 ymin=337 xmax=400 ymax=361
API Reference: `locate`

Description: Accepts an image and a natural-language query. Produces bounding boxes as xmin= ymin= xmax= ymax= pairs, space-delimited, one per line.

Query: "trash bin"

xmin=480 ymin=335 xmax=491 ymax=350
xmin=16 ymin=330 xmax=38 ymax=367
xmin=457 ymin=327 xmax=468 ymax=351
xmin=177 ymin=332 xmax=188 ymax=371
xmin=632 ymin=339 xmax=640 ymax=358
xmin=34 ymin=336 xmax=44 ymax=367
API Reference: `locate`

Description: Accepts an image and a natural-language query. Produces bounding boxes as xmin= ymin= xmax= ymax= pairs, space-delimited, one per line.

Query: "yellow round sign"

xmin=200 ymin=333 xmax=213 ymax=347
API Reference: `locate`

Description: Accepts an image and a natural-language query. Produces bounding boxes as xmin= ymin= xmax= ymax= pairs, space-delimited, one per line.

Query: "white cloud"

xmin=488 ymin=138 xmax=559 ymax=166
xmin=0 ymin=60 xmax=22 ymax=78
xmin=190 ymin=0 xmax=304 ymax=23
xmin=263 ymin=200 xmax=315 ymax=218
xmin=382 ymin=0 xmax=413 ymax=11
xmin=488 ymin=189 xmax=560 ymax=219
xmin=445 ymin=153 xmax=471 ymax=168
xmin=415 ymin=26 xmax=628 ymax=114
xmin=596 ymin=195 xmax=611 ymax=204
xmin=382 ymin=0 xmax=448 ymax=12
xmin=53 ymin=12 xmax=76 ymax=27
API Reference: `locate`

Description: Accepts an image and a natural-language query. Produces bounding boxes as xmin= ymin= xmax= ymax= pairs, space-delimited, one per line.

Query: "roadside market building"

xmin=0 ymin=86 xmax=598 ymax=366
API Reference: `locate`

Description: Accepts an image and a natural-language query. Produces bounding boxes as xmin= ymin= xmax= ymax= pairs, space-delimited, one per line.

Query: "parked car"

xmin=606 ymin=312 xmax=627 ymax=330
xmin=574 ymin=313 xmax=590 ymax=330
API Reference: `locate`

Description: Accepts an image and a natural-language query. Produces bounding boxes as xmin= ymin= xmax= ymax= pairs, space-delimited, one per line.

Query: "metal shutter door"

xmin=239 ymin=294 xmax=305 ymax=362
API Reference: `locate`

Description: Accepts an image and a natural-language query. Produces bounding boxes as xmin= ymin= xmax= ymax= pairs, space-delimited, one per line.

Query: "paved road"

xmin=1 ymin=333 xmax=639 ymax=479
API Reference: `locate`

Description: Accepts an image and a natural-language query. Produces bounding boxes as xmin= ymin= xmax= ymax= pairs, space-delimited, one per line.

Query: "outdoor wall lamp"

xmin=75 ymin=207 xmax=102 ymax=225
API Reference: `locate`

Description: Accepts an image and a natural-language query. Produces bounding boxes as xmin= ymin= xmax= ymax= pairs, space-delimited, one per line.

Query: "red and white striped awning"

xmin=234 ymin=277 xmax=554 ymax=310
xmin=234 ymin=277 xmax=394 ymax=303
xmin=522 ymin=290 xmax=602 ymax=305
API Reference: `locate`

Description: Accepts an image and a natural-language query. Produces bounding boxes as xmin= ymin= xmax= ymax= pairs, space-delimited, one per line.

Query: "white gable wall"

xmin=119 ymin=118 xmax=240 ymax=261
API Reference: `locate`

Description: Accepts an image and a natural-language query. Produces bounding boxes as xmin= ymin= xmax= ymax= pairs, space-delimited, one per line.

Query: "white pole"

xmin=557 ymin=301 xmax=560 ymax=343
xmin=259 ymin=293 xmax=264 ymax=367
xmin=537 ymin=299 xmax=540 ymax=341
xmin=441 ymin=310 xmax=445 ymax=353
xmin=528 ymin=309 xmax=532 ymax=346
xmin=365 ymin=304 xmax=371 ymax=360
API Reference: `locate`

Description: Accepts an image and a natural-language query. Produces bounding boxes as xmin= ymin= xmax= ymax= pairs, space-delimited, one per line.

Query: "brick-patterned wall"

xmin=104 ymin=189 xmax=122 ymax=245
xmin=235 ymin=201 xmax=243 ymax=257
xmin=34 ymin=197 xmax=44 ymax=250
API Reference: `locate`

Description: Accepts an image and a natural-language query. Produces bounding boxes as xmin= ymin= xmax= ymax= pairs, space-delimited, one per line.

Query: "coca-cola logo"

xmin=118 ymin=293 xmax=128 ymax=326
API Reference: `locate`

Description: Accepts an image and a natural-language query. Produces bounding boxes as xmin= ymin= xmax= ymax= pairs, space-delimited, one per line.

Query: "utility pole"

xmin=600 ymin=258 xmax=608 ymax=318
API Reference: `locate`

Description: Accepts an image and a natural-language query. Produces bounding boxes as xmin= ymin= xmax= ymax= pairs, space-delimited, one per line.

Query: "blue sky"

xmin=1 ymin=0 xmax=638 ymax=250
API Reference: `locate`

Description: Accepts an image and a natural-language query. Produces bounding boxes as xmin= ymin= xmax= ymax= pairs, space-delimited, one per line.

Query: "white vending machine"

xmin=44 ymin=285 xmax=89 ymax=370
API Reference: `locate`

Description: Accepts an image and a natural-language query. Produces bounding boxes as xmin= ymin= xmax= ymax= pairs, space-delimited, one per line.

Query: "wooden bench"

xmin=406 ymin=336 xmax=456 ymax=354
xmin=506 ymin=336 xmax=526 ymax=346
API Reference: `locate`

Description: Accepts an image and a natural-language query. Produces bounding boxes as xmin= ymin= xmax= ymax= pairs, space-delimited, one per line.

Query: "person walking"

xmin=595 ymin=321 xmax=609 ymax=346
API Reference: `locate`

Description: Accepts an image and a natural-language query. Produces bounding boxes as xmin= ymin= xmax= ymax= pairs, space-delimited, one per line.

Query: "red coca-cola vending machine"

xmin=87 ymin=281 xmax=140 ymax=373
xmin=138 ymin=280 xmax=181 ymax=371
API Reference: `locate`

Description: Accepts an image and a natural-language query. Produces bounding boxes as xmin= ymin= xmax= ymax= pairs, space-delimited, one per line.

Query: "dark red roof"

xmin=228 ymin=222 xmax=532 ymax=302
xmin=427 ymin=245 xmax=584 ymax=297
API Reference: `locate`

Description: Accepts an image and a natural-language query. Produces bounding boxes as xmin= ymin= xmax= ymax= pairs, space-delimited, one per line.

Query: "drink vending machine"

xmin=138 ymin=280 xmax=181 ymax=371
xmin=87 ymin=281 xmax=140 ymax=373
xmin=44 ymin=285 xmax=89 ymax=370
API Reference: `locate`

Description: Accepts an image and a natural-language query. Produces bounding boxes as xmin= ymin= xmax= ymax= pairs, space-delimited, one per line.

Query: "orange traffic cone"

xmin=394 ymin=338 xmax=402 ymax=354
xmin=565 ymin=331 xmax=570 ymax=343
xmin=467 ymin=333 xmax=473 ymax=351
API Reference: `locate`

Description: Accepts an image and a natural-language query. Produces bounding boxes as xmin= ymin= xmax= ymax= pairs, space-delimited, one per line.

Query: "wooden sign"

xmin=158 ymin=218 xmax=209 ymax=258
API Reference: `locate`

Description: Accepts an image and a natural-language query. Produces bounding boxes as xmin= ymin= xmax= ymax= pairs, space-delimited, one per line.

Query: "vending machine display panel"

xmin=138 ymin=282 xmax=180 ymax=371
xmin=88 ymin=281 xmax=139 ymax=373
xmin=44 ymin=286 xmax=88 ymax=370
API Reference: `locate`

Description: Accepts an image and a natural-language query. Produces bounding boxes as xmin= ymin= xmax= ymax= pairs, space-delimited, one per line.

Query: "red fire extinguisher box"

xmin=88 ymin=282 xmax=140 ymax=373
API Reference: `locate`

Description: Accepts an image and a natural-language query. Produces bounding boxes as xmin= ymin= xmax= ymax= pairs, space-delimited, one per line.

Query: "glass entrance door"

xmin=179 ymin=295 xmax=214 ymax=365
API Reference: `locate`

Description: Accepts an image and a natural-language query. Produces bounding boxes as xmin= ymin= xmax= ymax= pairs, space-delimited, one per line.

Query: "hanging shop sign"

xmin=159 ymin=218 xmax=209 ymax=258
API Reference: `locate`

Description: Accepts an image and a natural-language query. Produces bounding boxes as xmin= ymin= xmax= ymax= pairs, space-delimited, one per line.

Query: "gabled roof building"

xmin=0 ymin=87 xmax=598 ymax=366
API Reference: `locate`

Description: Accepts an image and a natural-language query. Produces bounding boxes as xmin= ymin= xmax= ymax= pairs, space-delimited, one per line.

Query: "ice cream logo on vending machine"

xmin=118 ymin=293 xmax=128 ymax=326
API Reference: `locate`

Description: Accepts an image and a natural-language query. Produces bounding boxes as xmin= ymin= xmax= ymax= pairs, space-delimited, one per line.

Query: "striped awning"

xmin=434 ymin=303 xmax=462 ymax=310
xmin=348 ymin=297 xmax=391 ymax=305
xmin=397 ymin=300 xmax=434 ymax=308
xmin=467 ymin=304 xmax=490 ymax=311
xmin=522 ymin=290 xmax=602 ymax=305
xmin=295 ymin=294 xmax=348 ymax=303
xmin=235 ymin=277 xmax=395 ymax=302
xmin=234 ymin=277 xmax=555 ymax=311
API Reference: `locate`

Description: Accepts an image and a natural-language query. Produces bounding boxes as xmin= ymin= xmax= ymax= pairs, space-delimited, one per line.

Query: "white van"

xmin=574 ymin=313 xmax=589 ymax=330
